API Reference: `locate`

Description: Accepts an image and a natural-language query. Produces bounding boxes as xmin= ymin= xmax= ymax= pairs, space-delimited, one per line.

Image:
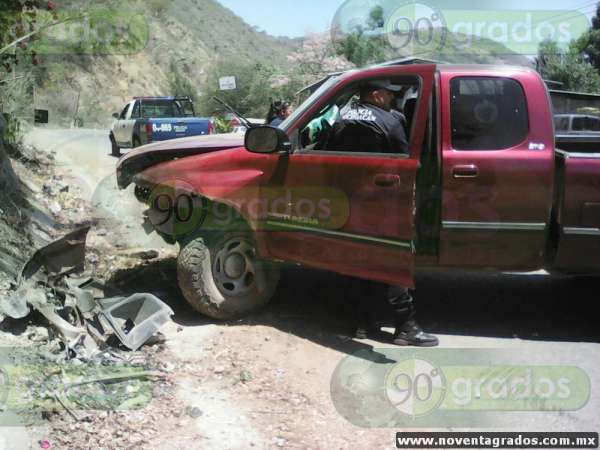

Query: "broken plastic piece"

xmin=19 ymin=226 xmax=90 ymax=283
xmin=1 ymin=281 xmax=44 ymax=319
xmin=98 ymin=294 xmax=173 ymax=351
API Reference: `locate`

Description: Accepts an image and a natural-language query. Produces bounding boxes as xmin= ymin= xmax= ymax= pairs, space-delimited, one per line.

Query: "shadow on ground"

xmin=103 ymin=258 xmax=600 ymax=358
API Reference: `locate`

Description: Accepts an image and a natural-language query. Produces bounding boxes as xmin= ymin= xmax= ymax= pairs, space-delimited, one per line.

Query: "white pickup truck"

xmin=109 ymin=96 xmax=214 ymax=156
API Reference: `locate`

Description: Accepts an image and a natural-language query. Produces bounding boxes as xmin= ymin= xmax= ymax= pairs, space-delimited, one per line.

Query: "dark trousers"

xmin=356 ymin=280 xmax=416 ymax=330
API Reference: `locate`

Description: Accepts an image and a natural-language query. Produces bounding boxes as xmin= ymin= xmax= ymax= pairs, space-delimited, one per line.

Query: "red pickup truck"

xmin=116 ymin=63 xmax=600 ymax=319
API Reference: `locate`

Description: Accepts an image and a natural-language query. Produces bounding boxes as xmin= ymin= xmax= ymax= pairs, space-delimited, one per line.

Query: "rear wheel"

xmin=177 ymin=232 xmax=280 ymax=320
xmin=110 ymin=134 xmax=120 ymax=157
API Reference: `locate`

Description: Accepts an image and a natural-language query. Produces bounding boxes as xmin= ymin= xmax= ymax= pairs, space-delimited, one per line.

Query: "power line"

xmin=527 ymin=2 xmax=597 ymax=29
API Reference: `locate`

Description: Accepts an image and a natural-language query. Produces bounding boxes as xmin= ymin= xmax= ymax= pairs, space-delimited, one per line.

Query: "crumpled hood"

xmin=116 ymin=133 xmax=245 ymax=188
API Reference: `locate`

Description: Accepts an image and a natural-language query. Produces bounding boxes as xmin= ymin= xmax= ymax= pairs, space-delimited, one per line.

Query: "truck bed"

xmin=552 ymin=147 xmax=600 ymax=272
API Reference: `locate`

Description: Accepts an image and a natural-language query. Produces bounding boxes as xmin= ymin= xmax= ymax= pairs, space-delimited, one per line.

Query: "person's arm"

xmin=389 ymin=121 xmax=409 ymax=154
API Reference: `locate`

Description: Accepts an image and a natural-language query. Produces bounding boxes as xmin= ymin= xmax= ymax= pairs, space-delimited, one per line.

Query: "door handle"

xmin=452 ymin=164 xmax=479 ymax=178
xmin=374 ymin=174 xmax=401 ymax=187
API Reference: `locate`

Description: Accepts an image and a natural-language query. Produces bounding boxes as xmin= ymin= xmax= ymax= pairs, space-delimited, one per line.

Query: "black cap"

xmin=361 ymin=79 xmax=402 ymax=93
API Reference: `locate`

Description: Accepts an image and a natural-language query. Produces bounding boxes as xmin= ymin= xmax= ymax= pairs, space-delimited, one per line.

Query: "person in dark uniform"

xmin=326 ymin=80 xmax=409 ymax=154
xmin=327 ymin=79 xmax=439 ymax=347
xmin=267 ymin=100 xmax=292 ymax=127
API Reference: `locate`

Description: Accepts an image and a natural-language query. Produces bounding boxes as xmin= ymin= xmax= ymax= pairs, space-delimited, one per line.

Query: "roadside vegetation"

xmin=537 ymin=6 xmax=600 ymax=92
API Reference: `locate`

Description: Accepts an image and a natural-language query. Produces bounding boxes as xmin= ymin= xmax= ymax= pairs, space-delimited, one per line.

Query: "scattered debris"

xmin=1 ymin=227 xmax=173 ymax=358
xmin=19 ymin=226 xmax=90 ymax=283
xmin=97 ymin=294 xmax=174 ymax=351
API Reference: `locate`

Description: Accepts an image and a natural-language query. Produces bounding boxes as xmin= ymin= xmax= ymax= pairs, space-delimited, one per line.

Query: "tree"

xmin=199 ymin=59 xmax=299 ymax=119
xmin=288 ymin=33 xmax=347 ymax=77
xmin=332 ymin=6 xmax=390 ymax=67
xmin=537 ymin=40 xmax=600 ymax=93
xmin=0 ymin=1 xmax=49 ymax=191
xmin=570 ymin=2 xmax=600 ymax=70
xmin=167 ymin=58 xmax=197 ymax=100
xmin=286 ymin=33 xmax=353 ymax=85
xmin=1 ymin=1 xmax=58 ymax=143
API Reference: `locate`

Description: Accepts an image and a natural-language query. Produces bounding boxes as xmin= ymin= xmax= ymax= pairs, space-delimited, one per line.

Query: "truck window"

xmin=572 ymin=116 xmax=600 ymax=132
xmin=298 ymin=77 xmax=419 ymax=154
xmin=140 ymin=100 xmax=183 ymax=118
xmin=451 ymin=77 xmax=529 ymax=150
xmin=555 ymin=116 xmax=569 ymax=131
xmin=131 ymin=101 xmax=141 ymax=119
xmin=176 ymin=99 xmax=195 ymax=117
xmin=119 ymin=104 xmax=130 ymax=120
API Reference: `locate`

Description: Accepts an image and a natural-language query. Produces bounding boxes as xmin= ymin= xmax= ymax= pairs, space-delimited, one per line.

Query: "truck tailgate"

xmin=149 ymin=117 xmax=211 ymax=141
xmin=553 ymin=149 xmax=600 ymax=271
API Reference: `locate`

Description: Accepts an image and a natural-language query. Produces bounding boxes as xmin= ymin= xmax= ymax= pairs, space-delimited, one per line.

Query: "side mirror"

xmin=245 ymin=125 xmax=291 ymax=154
xmin=112 ymin=113 xmax=120 ymax=119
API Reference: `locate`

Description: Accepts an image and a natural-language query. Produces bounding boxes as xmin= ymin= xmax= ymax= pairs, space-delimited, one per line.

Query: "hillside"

xmin=33 ymin=0 xmax=300 ymax=126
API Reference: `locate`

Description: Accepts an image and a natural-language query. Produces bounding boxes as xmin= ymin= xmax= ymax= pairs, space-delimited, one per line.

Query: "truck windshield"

xmin=279 ymin=77 xmax=341 ymax=131
xmin=141 ymin=100 xmax=186 ymax=118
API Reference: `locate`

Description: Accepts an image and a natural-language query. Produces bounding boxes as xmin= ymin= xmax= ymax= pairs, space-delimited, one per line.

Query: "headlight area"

xmin=134 ymin=184 xmax=152 ymax=204
xmin=132 ymin=175 xmax=154 ymax=204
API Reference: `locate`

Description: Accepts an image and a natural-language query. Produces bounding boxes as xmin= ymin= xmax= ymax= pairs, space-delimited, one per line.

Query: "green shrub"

xmin=213 ymin=116 xmax=233 ymax=134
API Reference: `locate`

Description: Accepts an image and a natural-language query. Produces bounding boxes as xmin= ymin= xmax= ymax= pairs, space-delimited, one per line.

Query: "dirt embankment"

xmin=0 ymin=138 xmax=51 ymax=289
xmin=0 ymin=135 xmax=180 ymax=448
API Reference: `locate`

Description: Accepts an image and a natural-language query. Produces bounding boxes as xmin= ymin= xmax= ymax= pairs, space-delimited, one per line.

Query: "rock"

xmin=48 ymin=201 xmax=62 ymax=215
xmin=27 ymin=326 xmax=49 ymax=343
xmin=86 ymin=254 xmax=99 ymax=264
xmin=240 ymin=369 xmax=253 ymax=383
xmin=185 ymin=406 xmax=203 ymax=419
xmin=96 ymin=228 xmax=108 ymax=236
xmin=125 ymin=250 xmax=160 ymax=261
xmin=213 ymin=366 xmax=226 ymax=374
xmin=162 ymin=362 xmax=175 ymax=373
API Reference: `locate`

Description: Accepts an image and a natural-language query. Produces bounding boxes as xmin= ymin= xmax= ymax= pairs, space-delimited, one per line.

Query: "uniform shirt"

xmin=326 ymin=102 xmax=409 ymax=154
xmin=270 ymin=117 xmax=284 ymax=127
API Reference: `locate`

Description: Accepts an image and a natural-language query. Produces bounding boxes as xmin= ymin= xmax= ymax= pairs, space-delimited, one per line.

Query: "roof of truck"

xmin=297 ymin=62 xmax=539 ymax=96
xmin=435 ymin=64 xmax=536 ymax=73
xmin=132 ymin=96 xmax=192 ymax=101
xmin=332 ymin=63 xmax=540 ymax=86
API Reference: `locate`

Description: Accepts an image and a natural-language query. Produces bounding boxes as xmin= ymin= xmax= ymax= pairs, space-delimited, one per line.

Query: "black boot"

xmin=354 ymin=280 xmax=385 ymax=339
xmin=354 ymin=325 xmax=380 ymax=339
xmin=389 ymin=287 xmax=439 ymax=347
xmin=393 ymin=320 xmax=439 ymax=347
xmin=355 ymin=301 xmax=379 ymax=338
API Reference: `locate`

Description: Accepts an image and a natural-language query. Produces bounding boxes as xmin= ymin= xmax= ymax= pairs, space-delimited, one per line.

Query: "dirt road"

xmin=21 ymin=127 xmax=600 ymax=449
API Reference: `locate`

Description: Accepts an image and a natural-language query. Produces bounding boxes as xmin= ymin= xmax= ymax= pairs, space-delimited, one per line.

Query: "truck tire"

xmin=110 ymin=134 xmax=120 ymax=157
xmin=177 ymin=233 xmax=280 ymax=320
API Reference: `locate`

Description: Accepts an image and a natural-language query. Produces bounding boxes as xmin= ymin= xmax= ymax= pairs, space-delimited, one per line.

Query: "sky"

xmin=217 ymin=0 xmax=344 ymax=38
xmin=216 ymin=0 xmax=598 ymax=38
